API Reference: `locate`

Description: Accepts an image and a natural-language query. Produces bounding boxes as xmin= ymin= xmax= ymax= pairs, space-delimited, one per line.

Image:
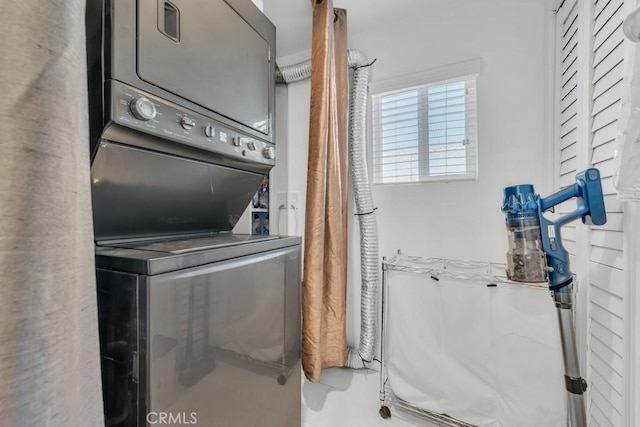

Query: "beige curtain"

xmin=302 ymin=0 xmax=350 ymax=382
xmin=0 ymin=1 xmax=105 ymax=425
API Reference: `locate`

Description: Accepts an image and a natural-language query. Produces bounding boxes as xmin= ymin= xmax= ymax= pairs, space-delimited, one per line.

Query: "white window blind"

xmin=372 ymin=77 xmax=478 ymax=184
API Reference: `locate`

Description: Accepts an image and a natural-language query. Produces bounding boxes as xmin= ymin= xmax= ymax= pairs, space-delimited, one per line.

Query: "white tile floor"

xmin=302 ymin=367 xmax=438 ymax=427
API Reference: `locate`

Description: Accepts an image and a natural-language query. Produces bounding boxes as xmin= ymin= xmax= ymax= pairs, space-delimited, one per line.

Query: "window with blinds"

xmin=372 ymin=77 xmax=478 ymax=184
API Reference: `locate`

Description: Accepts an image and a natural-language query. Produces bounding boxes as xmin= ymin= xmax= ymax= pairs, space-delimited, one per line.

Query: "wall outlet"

xmin=277 ymin=192 xmax=287 ymax=209
xmin=289 ymin=192 xmax=298 ymax=208
xmin=277 ymin=192 xmax=299 ymax=209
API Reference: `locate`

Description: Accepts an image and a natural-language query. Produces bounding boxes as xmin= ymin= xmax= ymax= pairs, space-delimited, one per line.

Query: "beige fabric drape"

xmin=0 ymin=1 xmax=105 ymax=425
xmin=302 ymin=0 xmax=350 ymax=382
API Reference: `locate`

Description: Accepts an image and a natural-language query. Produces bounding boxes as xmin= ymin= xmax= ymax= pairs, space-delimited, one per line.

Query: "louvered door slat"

xmin=590 ymin=386 xmax=624 ymax=425
xmin=591 ymin=102 xmax=620 ymax=132
xmin=593 ymin=43 xmax=624 ymax=84
xmin=561 ymin=141 xmax=578 ymax=162
xmin=560 ymin=156 xmax=579 ymax=175
xmin=561 ymin=114 xmax=578 ymax=137
xmin=594 ymin=0 xmax=614 ymax=19
xmin=590 ymin=246 xmax=624 ymax=269
xmin=590 ymin=321 xmax=625 ymax=364
xmin=594 ymin=158 xmax=617 ymax=179
xmin=561 ymin=86 xmax=578 ymax=111
xmin=560 ymin=0 xmax=579 ymax=34
xmin=589 ymin=262 xmax=625 ymax=297
xmin=603 ymin=193 xmax=624 ymax=212
xmin=592 ymin=60 xmax=623 ymax=99
xmin=592 ymin=141 xmax=616 ymax=163
xmin=590 ymin=320 xmax=624 ymax=356
xmin=592 ymin=80 xmax=622 ymax=115
xmin=590 ymin=402 xmax=616 ymax=427
xmin=590 ymin=285 xmax=624 ymax=317
xmin=591 ymin=229 xmax=624 ymax=251
xmin=593 ymin=7 xmax=623 ymax=49
xmin=597 ymin=211 xmax=623 ymax=231
xmin=561 ymin=129 xmax=578 ymax=151
xmin=563 ymin=56 xmax=579 ymax=84
xmin=593 ymin=25 xmax=624 ymax=66
xmin=591 ymin=121 xmax=617 ymax=148
xmin=600 ymin=176 xmax=618 ymax=195
xmin=591 ymin=372 xmax=624 ymax=414
xmin=594 ymin=0 xmax=623 ymax=35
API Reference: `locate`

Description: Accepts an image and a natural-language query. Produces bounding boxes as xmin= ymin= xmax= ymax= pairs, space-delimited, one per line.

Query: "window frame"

xmin=369 ymin=59 xmax=482 ymax=185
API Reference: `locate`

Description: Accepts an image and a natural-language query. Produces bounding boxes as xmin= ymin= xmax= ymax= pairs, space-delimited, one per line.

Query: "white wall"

xmin=269 ymin=51 xmax=312 ymax=238
xmin=269 ymin=84 xmax=294 ymax=235
xmin=359 ymin=0 xmax=548 ymax=262
xmin=276 ymin=0 xmax=550 ymax=349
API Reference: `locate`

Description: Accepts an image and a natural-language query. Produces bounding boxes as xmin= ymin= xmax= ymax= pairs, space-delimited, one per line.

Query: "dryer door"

xmin=91 ymin=142 xmax=264 ymax=242
xmin=136 ymin=0 xmax=272 ymax=135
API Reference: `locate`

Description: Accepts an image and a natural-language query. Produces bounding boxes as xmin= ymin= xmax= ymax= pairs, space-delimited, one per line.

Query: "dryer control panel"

xmin=109 ymin=81 xmax=275 ymax=166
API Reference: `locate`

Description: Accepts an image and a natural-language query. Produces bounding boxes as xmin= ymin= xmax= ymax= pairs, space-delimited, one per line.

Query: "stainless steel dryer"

xmin=85 ymin=1 xmax=300 ymax=426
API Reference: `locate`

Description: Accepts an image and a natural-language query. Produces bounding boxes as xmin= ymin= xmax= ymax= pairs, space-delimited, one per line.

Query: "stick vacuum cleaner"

xmin=501 ymin=168 xmax=606 ymax=427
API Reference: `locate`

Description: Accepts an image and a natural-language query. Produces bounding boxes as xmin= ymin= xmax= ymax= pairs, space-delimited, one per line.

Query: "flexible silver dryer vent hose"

xmin=277 ymin=49 xmax=379 ymax=369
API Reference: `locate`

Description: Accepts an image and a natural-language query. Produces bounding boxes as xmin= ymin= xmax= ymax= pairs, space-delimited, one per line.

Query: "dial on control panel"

xmin=181 ymin=116 xmax=196 ymax=130
xmin=263 ymin=146 xmax=275 ymax=160
xmin=129 ymin=97 xmax=157 ymax=121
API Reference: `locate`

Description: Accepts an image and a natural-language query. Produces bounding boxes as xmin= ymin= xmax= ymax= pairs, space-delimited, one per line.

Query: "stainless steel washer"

xmin=96 ymin=235 xmax=301 ymax=427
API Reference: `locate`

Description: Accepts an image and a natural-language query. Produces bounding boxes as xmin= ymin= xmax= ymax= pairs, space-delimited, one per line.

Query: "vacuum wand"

xmin=501 ymin=168 xmax=606 ymax=427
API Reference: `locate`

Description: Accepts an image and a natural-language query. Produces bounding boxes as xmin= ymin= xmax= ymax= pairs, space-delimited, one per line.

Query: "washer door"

xmin=136 ymin=0 xmax=271 ymax=135
xmin=146 ymin=245 xmax=301 ymax=426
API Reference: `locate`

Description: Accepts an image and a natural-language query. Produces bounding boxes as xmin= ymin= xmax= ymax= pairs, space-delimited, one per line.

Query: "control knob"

xmin=129 ymin=97 xmax=157 ymax=121
xmin=263 ymin=146 xmax=275 ymax=160
xmin=247 ymin=141 xmax=257 ymax=151
xmin=181 ymin=116 xmax=196 ymax=130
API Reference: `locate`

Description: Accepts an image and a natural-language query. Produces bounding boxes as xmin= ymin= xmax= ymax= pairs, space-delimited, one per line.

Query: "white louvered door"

xmin=588 ymin=0 xmax=627 ymax=425
xmin=555 ymin=0 xmax=630 ymax=425
xmin=557 ymin=0 xmax=582 ymax=268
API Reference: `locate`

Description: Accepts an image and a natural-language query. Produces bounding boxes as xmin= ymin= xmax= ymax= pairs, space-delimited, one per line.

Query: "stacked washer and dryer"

xmin=85 ymin=1 xmax=301 ymax=426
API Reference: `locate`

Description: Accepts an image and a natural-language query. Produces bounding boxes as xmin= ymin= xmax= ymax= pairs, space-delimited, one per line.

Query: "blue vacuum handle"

xmin=538 ymin=168 xmax=606 ymax=290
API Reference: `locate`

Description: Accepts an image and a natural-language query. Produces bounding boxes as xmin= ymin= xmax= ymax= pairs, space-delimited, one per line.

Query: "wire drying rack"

xmin=383 ymin=252 xmax=547 ymax=290
xmin=378 ymin=251 xmax=547 ymax=427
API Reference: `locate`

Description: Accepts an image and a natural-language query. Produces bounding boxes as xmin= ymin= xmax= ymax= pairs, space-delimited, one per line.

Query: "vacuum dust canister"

xmin=501 ymin=184 xmax=548 ymax=283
